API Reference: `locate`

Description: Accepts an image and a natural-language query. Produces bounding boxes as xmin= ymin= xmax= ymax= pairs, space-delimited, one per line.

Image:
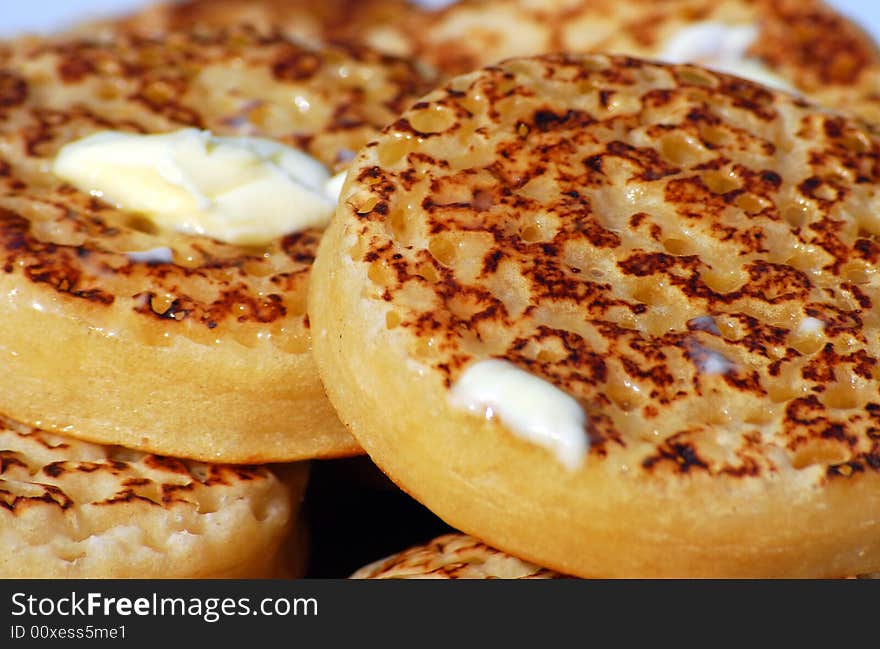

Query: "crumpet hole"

xmin=472 ymin=189 xmax=494 ymax=211
xmin=242 ymin=259 xmax=274 ymax=277
xmin=643 ymin=313 xmax=675 ymax=337
xmin=536 ymin=347 xmax=567 ymax=363
xmin=820 ymin=380 xmax=866 ymax=410
xmin=631 ymin=282 xmax=665 ymax=306
xmin=409 ymin=106 xmax=456 ymax=134
xmin=520 ymin=225 xmax=542 ymax=243
xmin=352 ymin=193 xmax=379 ymax=215
xmin=789 ymin=332 xmax=825 ymax=355
xmin=413 ymin=336 xmax=437 ymax=359
xmin=784 ymin=248 xmax=827 ymax=273
xmin=782 ymin=205 xmax=809 ymax=228
xmin=377 ymin=136 xmax=415 ymax=168
xmin=367 ymin=259 xmax=396 ymax=288
xmin=518 ymin=212 xmax=559 ymax=244
xmin=387 ymin=205 xmax=411 ymax=243
xmin=578 ymin=78 xmax=602 ymax=94
xmin=699 ymin=125 xmax=730 ymax=148
xmin=812 ymin=183 xmax=839 ymax=202
xmin=348 ymin=236 xmax=368 ymax=261
xmin=843 ymin=131 xmax=871 ymax=153
xmin=662 ymin=237 xmax=694 ymax=255
xmin=96 ymin=81 xmax=122 ymax=101
xmin=701 ymin=268 xmax=746 ymax=294
xmin=428 ymin=234 xmax=457 ymax=266
xmin=659 ymin=132 xmax=704 ymax=166
xmin=716 ymin=316 xmax=743 ymax=341
xmin=766 ymin=381 xmax=800 ymax=403
xmin=734 ymin=193 xmax=770 ymax=215
xmin=581 ymin=55 xmax=610 ymax=72
xmin=459 ymin=96 xmax=487 ymax=117
xmin=791 ymin=442 xmax=850 ymax=470
xmin=415 ymin=260 xmax=440 ymax=282
xmin=703 ymin=170 xmax=741 ymax=194
xmin=231 ymin=327 xmax=260 ymax=349
xmin=676 ymin=66 xmax=718 ymax=88
xmin=385 ymin=310 xmax=401 ymax=329
xmin=126 ymin=214 xmax=160 ymax=235
xmin=841 ymin=261 xmax=872 ymax=284
xmin=150 ymin=293 xmax=175 ymax=315
xmin=743 ymin=406 xmax=775 ymax=425
xmin=605 ymin=380 xmax=646 ymax=412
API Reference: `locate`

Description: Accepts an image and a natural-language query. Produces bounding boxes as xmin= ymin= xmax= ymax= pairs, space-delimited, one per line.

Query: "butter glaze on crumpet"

xmin=310 ymin=54 xmax=880 ymax=578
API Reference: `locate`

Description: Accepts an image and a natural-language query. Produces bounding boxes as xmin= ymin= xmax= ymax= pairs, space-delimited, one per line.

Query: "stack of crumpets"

xmin=5 ymin=0 xmax=880 ymax=579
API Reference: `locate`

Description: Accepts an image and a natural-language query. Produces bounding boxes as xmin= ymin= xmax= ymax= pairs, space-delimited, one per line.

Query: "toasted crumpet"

xmin=100 ymin=0 xmax=416 ymax=59
xmin=311 ymin=54 xmax=880 ymax=578
xmin=350 ymin=534 xmax=565 ymax=579
xmin=0 ymin=28 xmax=431 ymax=462
xmin=107 ymin=0 xmax=880 ymax=122
xmin=0 ymin=415 xmax=307 ymax=578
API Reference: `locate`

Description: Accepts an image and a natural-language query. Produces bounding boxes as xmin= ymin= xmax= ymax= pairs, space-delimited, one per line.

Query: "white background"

xmin=0 ymin=0 xmax=878 ymax=41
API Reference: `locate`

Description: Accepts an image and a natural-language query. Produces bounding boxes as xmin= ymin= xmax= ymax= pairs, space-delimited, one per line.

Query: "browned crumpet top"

xmin=0 ymin=27 xmax=430 ymax=349
xmin=343 ymin=54 xmax=880 ymax=484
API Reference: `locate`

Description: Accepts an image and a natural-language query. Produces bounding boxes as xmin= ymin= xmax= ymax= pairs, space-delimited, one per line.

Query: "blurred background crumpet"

xmin=310 ymin=54 xmax=880 ymax=578
xmin=110 ymin=0 xmax=880 ymax=123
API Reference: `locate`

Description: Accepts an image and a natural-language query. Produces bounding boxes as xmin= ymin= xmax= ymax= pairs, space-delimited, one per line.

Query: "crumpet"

xmin=0 ymin=415 xmax=307 ymax=578
xmin=350 ymin=534 xmax=564 ymax=579
xmin=105 ymin=0 xmax=416 ymax=58
xmin=0 ymin=28 xmax=430 ymax=462
xmin=311 ymin=54 xmax=880 ymax=578
xmin=108 ymin=0 xmax=880 ymax=122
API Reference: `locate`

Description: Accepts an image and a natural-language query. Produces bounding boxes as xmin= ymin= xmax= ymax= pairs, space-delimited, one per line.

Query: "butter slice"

xmin=450 ymin=359 xmax=589 ymax=471
xmin=52 ymin=128 xmax=340 ymax=245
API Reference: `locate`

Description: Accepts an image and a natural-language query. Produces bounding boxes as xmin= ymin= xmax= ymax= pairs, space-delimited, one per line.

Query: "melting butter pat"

xmin=449 ymin=359 xmax=589 ymax=471
xmin=660 ymin=22 xmax=796 ymax=93
xmin=52 ymin=128 xmax=342 ymax=245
